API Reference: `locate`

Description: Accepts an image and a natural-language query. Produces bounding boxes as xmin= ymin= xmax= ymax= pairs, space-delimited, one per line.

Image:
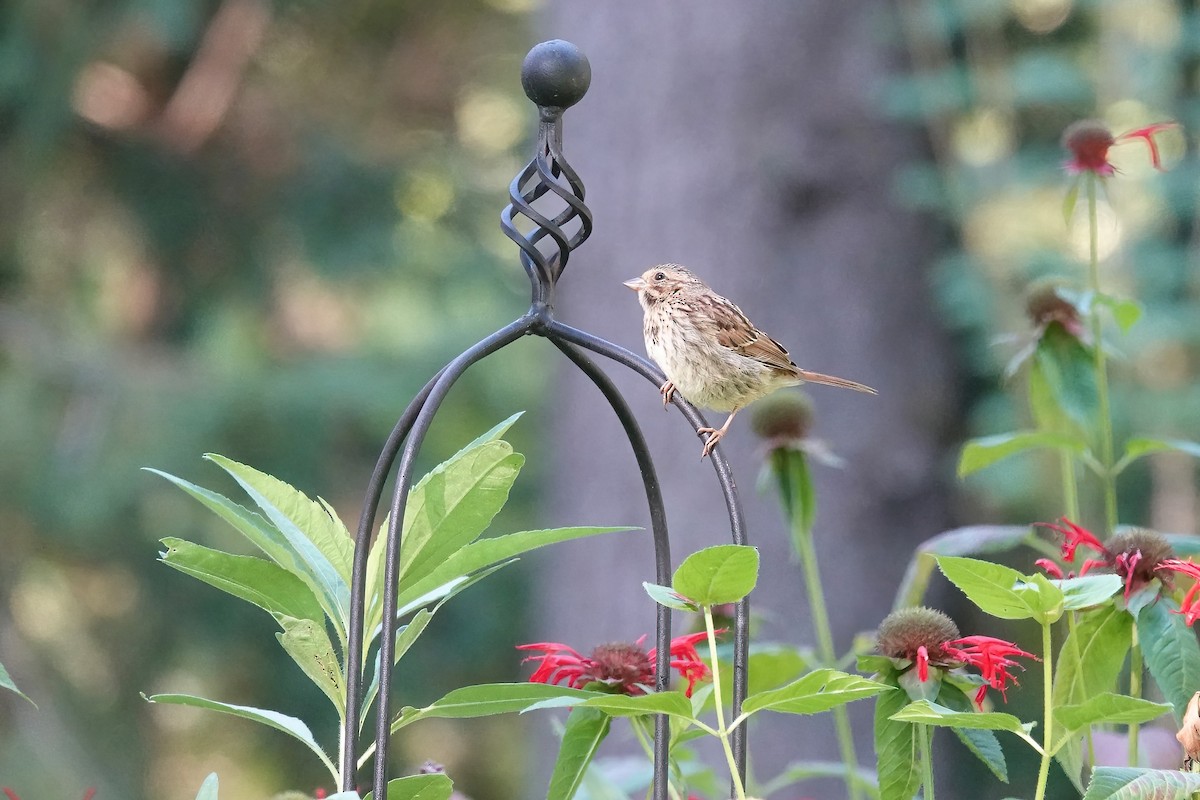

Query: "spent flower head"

xmin=1063 ymin=119 xmax=1179 ymax=176
xmin=1036 ymin=519 xmax=1175 ymax=601
xmin=517 ymin=631 xmax=717 ymax=697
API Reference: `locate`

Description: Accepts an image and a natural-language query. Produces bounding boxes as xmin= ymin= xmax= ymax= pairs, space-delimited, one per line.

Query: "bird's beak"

xmin=623 ymin=277 xmax=646 ymax=292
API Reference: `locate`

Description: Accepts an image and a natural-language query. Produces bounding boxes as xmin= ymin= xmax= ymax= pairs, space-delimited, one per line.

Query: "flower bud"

xmin=1063 ymin=119 xmax=1116 ymax=175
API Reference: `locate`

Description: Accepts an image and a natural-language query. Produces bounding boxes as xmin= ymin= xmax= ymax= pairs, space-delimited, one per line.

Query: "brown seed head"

xmin=876 ymin=607 xmax=961 ymax=663
xmin=750 ymin=389 xmax=814 ymax=446
xmin=1025 ymin=280 xmax=1081 ymax=332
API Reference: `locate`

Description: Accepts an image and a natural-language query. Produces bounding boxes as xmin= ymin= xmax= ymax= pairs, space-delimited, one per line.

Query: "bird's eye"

xmin=654 ymin=271 xmax=666 ymax=281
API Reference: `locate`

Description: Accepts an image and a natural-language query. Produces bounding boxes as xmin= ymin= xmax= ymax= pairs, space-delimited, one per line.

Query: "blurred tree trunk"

xmin=532 ymin=2 xmax=960 ymax=795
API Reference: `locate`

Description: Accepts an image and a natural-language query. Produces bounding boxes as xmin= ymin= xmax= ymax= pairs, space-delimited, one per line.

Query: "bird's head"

xmin=623 ymin=264 xmax=704 ymax=308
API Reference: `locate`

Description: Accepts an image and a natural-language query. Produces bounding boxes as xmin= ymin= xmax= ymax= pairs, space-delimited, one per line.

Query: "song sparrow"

xmin=624 ymin=264 xmax=876 ymax=458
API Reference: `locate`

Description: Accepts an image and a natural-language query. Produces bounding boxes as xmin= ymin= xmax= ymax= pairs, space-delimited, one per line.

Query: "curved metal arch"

xmin=550 ymin=337 xmax=673 ymax=800
xmin=545 ymin=319 xmax=751 ymax=775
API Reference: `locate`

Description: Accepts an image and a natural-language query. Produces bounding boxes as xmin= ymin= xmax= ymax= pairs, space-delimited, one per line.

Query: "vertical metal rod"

xmin=545 ymin=319 xmax=750 ymax=779
xmin=550 ymin=336 xmax=672 ymax=800
xmin=342 ymin=368 xmax=446 ymax=787
xmin=372 ymin=316 xmax=534 ymax=799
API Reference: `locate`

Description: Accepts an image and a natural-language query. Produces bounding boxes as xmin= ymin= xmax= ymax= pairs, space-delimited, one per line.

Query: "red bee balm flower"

xmin=943 ymin=636 xmax=1038 ymax=706
xmin=517 ymin=631 xmax=717 ymax=697
xmin=1063 ymin=119 xmax=1179 ymax=176
xmin=1158 ymin=559 xmax=1200 ymax=626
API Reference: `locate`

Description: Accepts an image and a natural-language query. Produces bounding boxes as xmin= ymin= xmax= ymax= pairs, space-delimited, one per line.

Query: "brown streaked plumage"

xmin=624 ymin=264 xmax=876 ymax=458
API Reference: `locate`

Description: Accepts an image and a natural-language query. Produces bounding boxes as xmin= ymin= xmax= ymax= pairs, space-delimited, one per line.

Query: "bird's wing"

xmin=700 ymin=293 xmax=798 ymax=372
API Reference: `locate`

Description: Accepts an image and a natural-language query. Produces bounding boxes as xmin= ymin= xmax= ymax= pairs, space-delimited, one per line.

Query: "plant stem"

xmin=630 ymin=718 xmax=684 ymax=800
xmin=1034 ymin=621 xmax=1055 ymax=800
xmin=704 ymin=607 xmax=748 ymax=800
xmin=919 ymin=723 xmax=935 ymax=800
xmin=1060 ymin=451 xmax=1080 ymax=523
xmin=1085 ymin=173 xmax=1119 ymax=534
xmin=1128 ymin=624 xmax=1143 ymax=766
xmin=794 ymin=517 xmax=864 ymax=800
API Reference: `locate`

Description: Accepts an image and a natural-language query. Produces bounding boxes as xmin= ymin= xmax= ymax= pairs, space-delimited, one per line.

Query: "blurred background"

xmin=0 ymin=0 xmax=1196 ymax=798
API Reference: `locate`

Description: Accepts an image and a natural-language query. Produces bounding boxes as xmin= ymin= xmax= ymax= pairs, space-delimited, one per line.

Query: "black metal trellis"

xmin=341 ymin=40 xmax=750 ymax=800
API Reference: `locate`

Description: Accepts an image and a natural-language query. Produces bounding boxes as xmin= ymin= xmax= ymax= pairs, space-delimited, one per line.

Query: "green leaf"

xmin=194 ymin=773 xmax=219 ymax=800
xmin=145 ymin=693 xmax=337 ymax=779
xmin=936 ymin=555 xmax=1063 ymax=622
xmin=1055 ymin=574 xmax=1122 ymax=610
xmin=1032 ymin=323 xmax=1100 ymax=432
xmin=1115 ymin=437 xmax=1200 ymax=475
xmin=0 ymin=660 xmax=34 ymax=706
xmin=672 ymin=545 xmax=759 ymax=606
xmin=937 ymin=682 xmax=1007 ymax=783
xmin=1052 ymin=604 xmax=1133 ymax=712
xmin=642 ymin=582 xmax=697 ymax=612
xmin=531 ymin=691 xmax=694 ymax=720
xmin=889 ymin=699 xmax=1032 ymax=736
xmin=1137 ymin=597 xmax=1200 ymax=723
xmin=546 ymin=708 xmax=610 ymax=800
xmin=759 ymin=760 xmax=880 ymax=797
xmin=201 ymin=456 xmax=351 ymax=636
xmin=147 ymin=469 xmax=335 ymax=610
xmin=874 ymin=688 xmax=921 ymax=800
xmin=741 ymin=669 xmax=887 ymax=717
xmin=1095 ymin=293 xmax=1143 ymax=334
xmin=365 ymin=774 xmax=454 ymax=800
xmin=277 ymin=616 xmax=344 ymax=715
xmin=958 ymin=431 xmax=1086 ymax=478
xmin=1082 ymin=766 xmax=1200 ymax=799
xmin=1055 ymin=693 xmax=1170 ymax=737
xmin=893 ymin=525 xmax=1031 ymax=610
xmin=393 ymin=683 xmax=594 ymax=730
xmin=159 ymin=538 xmax=325 ymax=623
xmin=360 ymin=609 xmax=433 ymax=724
xmin=768 ymin=447 xmax=816 ymax=541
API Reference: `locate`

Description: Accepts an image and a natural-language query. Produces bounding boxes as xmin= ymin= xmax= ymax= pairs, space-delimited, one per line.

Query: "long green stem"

xmin=1034 ymin=622 xmax=1055 ymax=800
xmin=630 ymin=718 xmax=684 ymax=800
xmin=1060 ymin=450 xmax=1080 ymax=523
xmin=1085 ymin=174 xmax=1119 ymax=534
xmin=1128 ymin=625 xmax=1143 ymax=766
xmin=919 ymin=723 xmax=935 ymax=800
xmin=795 ymin=519 xmax=863 ymax=800
xmin=704 ymin=607 xmax=747 ymax=800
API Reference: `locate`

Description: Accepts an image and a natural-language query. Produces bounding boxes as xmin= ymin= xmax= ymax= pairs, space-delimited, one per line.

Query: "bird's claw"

xmin=697 ymin=426 xmax=722 ymax=459
xmin=659 ymin=380 xmax=676 ymax=410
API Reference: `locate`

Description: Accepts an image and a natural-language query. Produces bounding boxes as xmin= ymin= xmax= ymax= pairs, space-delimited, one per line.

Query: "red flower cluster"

xmin=1063 ymin=119 xmax=1179 ymax=176
xmin=518 ymin=631 xmax=717 ymax=697
xmin=1036 ymin=518 xmax=1174 ymax=602
xmin=943 ymin=636 xmax=1039 ymax=706
xmin=1158 ymin=559 xmax=1200 ymax=626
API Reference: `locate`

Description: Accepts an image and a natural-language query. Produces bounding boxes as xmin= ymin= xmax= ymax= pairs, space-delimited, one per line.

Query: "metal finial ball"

xmin=521 ymin=40 xmax=591 ymax=109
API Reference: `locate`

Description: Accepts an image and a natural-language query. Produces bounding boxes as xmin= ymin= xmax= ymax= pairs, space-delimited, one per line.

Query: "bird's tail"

xmin=797 ymin=369 xmax=877 ymax=395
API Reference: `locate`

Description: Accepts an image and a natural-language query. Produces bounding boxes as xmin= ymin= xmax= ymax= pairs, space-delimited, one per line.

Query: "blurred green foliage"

xmin=890 ymin=0 xmax=1200 ymax=530
xmin=0 ymin=0 xmax=547 ymax=796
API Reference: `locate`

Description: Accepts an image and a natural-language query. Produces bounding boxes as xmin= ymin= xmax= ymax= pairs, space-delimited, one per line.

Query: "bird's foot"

xmin=659 ymin=380 xmax=676 ymax=409
xmin=698 ymin=426 xmax=724 ymax=459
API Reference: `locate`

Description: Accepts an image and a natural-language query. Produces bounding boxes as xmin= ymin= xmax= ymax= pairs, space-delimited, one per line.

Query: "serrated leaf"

xmin=937 ymin=682 xmax=1008 ymax=782
xmin=936 ymin=555 xmax=1063 ymax=622
xmin=363 ymin=774 xmax=453 ymax=800
xmin=958 ymin=431 xmax=1086 ymax=478
xmin=203 ymin=455 xmax=350 ymax=636
xmin=1082 ymin=766 xmax=1200 ymax=799
xmin=890 ymin=700 xmax=1032 ymax=735
xmin=1055 ymin=693 xmax=1170 ymax=737
xmin=1138 ymin=598 xmax=1200 ymax=723
xmin=893 ymin=525 xmax=1031 ymax=610
xmin=1055 ymin=574 xmax=1122 ymax=610
xmin=741 ymin=669 xmax=887 ymax=717
xmin=194 ymin=773 xmax=219 ymax=800
xmin=392 ymin=683 xmax=594 ymax=730
xmin=874 ymin=688 xmax=921 ymax=800
xmin=159 ymin=538 xmax=325 ymax=623
xmin=1115 ymin=437 xmax=1200 ymax=475
xmin=642 ymin=582 xmax=697 ymax=611
xmin=0 ymin=660 xmax=34 ymax=706
xmin=672 ymin=545 xmax=759 ymax=606
xmin=547 ymin=708 xmax=610 ymax=800
xmin=145 ymin=693 xmax=337 ymax=779
xmin=277 ymin=616 xmax=344 ymax=715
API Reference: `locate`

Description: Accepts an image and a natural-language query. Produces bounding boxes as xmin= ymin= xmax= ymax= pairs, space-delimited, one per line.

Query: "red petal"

xmin=1034 ymin=558 xmax=1064 ymax=579
xmin=1118 ymin=122 xmax=1180 ymax=171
